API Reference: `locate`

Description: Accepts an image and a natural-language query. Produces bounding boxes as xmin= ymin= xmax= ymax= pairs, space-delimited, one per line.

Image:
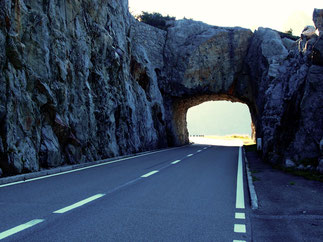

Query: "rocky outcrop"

xmin=246 ymin=25 xmax=323 ymax=169
xmin=313 ymin=9 xmax=323 ymax=35
xmin=159 ymin=20 xmax=254 ymax=145
xmin=0 ymin=1 xmax=322 ymax=176
xmin=0 ymin=0 xmax=167 ymax=175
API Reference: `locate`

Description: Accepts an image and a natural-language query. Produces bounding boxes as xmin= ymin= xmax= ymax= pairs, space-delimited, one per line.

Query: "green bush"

xmin=136 ymin=11 xmax=175 ymax=30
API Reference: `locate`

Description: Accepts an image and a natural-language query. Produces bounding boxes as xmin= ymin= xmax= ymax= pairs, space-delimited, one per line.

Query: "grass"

xmin=278 ymin=166 xmax=323 ymax=182
xmin=252 ymin=175 xmax=260 ymax=182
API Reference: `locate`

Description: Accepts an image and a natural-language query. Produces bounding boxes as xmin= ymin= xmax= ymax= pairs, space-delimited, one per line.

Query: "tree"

xmin=135 ymin=12 xmax=176 ymax=30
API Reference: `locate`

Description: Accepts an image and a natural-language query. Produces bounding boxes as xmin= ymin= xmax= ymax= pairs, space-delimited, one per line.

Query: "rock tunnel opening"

xmin=170 ymin=94 xmax=256 ymax=146
xmin=187 ymin=100 xmax=254 ymax=145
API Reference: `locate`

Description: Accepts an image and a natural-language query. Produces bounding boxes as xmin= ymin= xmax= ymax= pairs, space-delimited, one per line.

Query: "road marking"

xmin=141 ymin=170 xmax=159 ymax=178
xmin=234 ymin=224 xmax=246 ymax=233
xmin=235 ymin=147 xmax=245 ymax=209
xmin=171 ymin=160 xmax=181 ymax=165
xmin=186 ymin=154 xmax=193 ymax=157
xmin=197 ymin=150 xmax=202 ymax=153
xmin=53 ymin=194 xmax=105 ymax=214
xmin=0 ymin=219 xmax=44 ymax=240
xmin=203 ymin=147 xmax=207 ymax=150
xmin=235 ymin=212 xmax=246 ymax=219
xmin=233 ymin=240 xmax=246 ymax=242
xmin=0 ymin=147 xmax=184 ymax=188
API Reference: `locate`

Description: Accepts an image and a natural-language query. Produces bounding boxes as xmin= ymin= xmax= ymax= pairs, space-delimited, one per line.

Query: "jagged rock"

xmin=317 ymin=159 xmax=323 ymax=173
xmin=39 ymin=125 xmax=62 ymax=168
xmin=282 ymin=38 xmax=297 ymax=52
xmin=301 ymin=26 xmax=316 ymax=37
xmin=312 ymin=36 xmax=323 ymax=66
xmin=313 ymin=8 xmax=323 ymax=36
xmin=285 ymin=159 xmax=296 ymax=168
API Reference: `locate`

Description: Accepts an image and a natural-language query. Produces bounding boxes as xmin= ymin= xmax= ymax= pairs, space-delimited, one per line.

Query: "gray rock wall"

xmin=246 ymin=25 xmax=323 ymax=169
xmin=0 ymin=0 xmax=167 ymax=176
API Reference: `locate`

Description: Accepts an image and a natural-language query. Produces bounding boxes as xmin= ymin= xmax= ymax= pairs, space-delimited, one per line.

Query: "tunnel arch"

xmin=169 ymin=94 xmax=257 ymax=146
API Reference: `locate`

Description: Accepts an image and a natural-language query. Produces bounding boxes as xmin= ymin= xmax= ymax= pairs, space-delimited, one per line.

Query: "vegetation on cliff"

xmin=135 ymin=11 xmax=175 ymax=30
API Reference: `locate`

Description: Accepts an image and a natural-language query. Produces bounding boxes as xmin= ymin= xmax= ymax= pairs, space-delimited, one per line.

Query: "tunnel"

xmin=168 ymin=94 xmax=257 ymax=146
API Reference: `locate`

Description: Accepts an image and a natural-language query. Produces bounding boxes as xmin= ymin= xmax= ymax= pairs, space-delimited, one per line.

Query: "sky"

xmin=129 ymin=0 xmax=322 ymax=35
xmin=129 ymin=1 xmax=322 ymax=136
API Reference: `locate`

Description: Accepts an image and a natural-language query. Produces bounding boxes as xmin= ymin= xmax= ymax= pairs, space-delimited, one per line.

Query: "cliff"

xmin=0 ymin=1 xmax=322 ymax=176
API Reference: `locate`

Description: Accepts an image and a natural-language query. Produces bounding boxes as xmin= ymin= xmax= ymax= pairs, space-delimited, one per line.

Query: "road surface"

xmin=0 ymin=145 xmax=251 ymax=241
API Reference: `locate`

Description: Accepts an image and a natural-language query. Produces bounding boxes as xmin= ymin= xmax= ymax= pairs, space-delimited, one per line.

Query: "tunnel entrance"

xmin=169 ymin=94 xmax=256 ymax=146
xmin=186 ymin=100 xmax=254 ymax=146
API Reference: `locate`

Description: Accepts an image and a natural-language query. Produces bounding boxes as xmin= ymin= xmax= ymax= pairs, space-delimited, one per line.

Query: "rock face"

xmin=0 ymin=0 xmax=167 ymax=175
xmin=0 ymin=1 xmax=322 ymax=175
xmin=313 ymin=8 xmax=323 ymax=35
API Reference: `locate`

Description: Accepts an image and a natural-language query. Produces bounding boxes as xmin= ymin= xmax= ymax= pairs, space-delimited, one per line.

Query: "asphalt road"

xmin=0 ymin=145 xmax=251 ymax=242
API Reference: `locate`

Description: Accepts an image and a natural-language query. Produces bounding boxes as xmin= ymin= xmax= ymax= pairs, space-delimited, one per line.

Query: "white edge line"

xmin=141 ymin=170 xmax=159 ymax=178
xmin=234 ymin=224 xmax=246 ymax=233
xmin=53 ymin=194 xmax=105 ymax=214
xmin=0 ymin=219 xmax=44 ymax=240
xmin=235 ymin=147 xmax=245 ymax=209
xmin=0 ymin=146 xmax=184 ymax=188
xmin=171 ymin=160 xmax=181 ymax=165
xmin=243 ymin=149 xmax=259 ymax=210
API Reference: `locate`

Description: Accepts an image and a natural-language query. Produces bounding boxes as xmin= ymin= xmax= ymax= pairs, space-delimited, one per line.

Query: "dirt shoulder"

xmin=245 ymin=150 xmax=323 ymax=242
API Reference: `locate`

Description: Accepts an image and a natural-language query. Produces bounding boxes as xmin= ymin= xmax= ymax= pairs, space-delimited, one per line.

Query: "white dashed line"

xmin=233 ymin=240 xmax=246 ymax=242
xmin=235 ymin=147 xmax=245 ymax=209
xmin=171 ymin=160 xmax=181 ymax=165
xmin=186 ymin=154 xmax=193 ymax=157
xmin=234 ymin=224 xmax=246 ymax=233
xmin=235 ymin=212 xmax=246 ymax=219
xmin=0 ymin=219 xmax=45 ymax=240
xmin=53 ymin=194 xmax=105 ymax=214
xmin=197 ymin=150 xmax=202 ymax=153
xmin=141 ymin=170 xmax=159 ymax=178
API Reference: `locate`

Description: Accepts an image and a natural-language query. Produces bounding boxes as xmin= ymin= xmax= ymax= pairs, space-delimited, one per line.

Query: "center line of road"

xmin=53 ymin=194 xmax=105 ymax=214
xmin=186 ymin=154 xmax=193 ymax=157
xmin=171 ymin=160 xmax=181 ymax=165
xmin=235 ymin=212 xmax=246 ymax=219
xmin=0 ymin=219 xmax=44 ymax=240
xmin=141 ymin=170 xmax=159 ymax=178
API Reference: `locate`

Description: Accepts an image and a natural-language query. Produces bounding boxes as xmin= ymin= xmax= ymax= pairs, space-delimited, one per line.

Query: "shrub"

xmin=135 ymin=11 xmax=175 ymax=30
